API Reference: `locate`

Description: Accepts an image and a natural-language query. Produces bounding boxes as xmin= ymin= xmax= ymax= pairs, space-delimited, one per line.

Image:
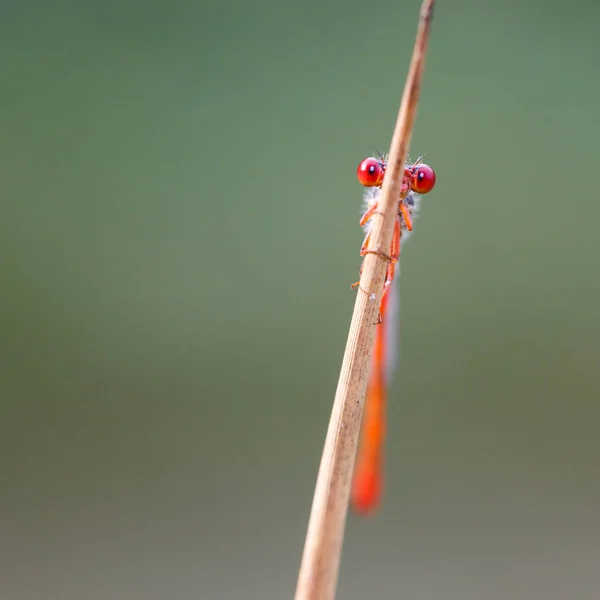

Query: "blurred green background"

xmin=2 ymin=0 xmax=600 ymax=598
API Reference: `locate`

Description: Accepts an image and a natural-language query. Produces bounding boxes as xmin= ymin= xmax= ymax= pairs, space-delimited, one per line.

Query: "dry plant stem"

xmin=294 ymin=2 xmax=436 ymax=600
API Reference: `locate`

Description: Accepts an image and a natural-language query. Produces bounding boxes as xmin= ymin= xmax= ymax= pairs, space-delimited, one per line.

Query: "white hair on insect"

xmin=361 ymin=187 xmax=421 ymax=237
xmin=359 ymin=182 xmax=422 ymax=387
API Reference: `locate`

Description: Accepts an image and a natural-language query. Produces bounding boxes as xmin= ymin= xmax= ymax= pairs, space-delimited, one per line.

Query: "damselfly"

xmin=351 ymin=154 xmax=436 ymax=514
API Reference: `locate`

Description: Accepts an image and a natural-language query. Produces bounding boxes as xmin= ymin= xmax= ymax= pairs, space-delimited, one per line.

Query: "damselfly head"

xmin=358 ymin=155 xmax=436 ymax=195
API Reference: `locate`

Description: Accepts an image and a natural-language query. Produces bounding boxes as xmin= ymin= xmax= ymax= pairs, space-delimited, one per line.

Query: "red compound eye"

xmin=357 ymin=157 xmax=385 ymax=187
xmin=411 ymin=164 xmax=436 ymax=194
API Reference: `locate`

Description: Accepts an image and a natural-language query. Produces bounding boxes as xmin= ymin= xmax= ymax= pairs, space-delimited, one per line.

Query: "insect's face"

xmin=357 ymin=156 xmax=436 ymax=195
